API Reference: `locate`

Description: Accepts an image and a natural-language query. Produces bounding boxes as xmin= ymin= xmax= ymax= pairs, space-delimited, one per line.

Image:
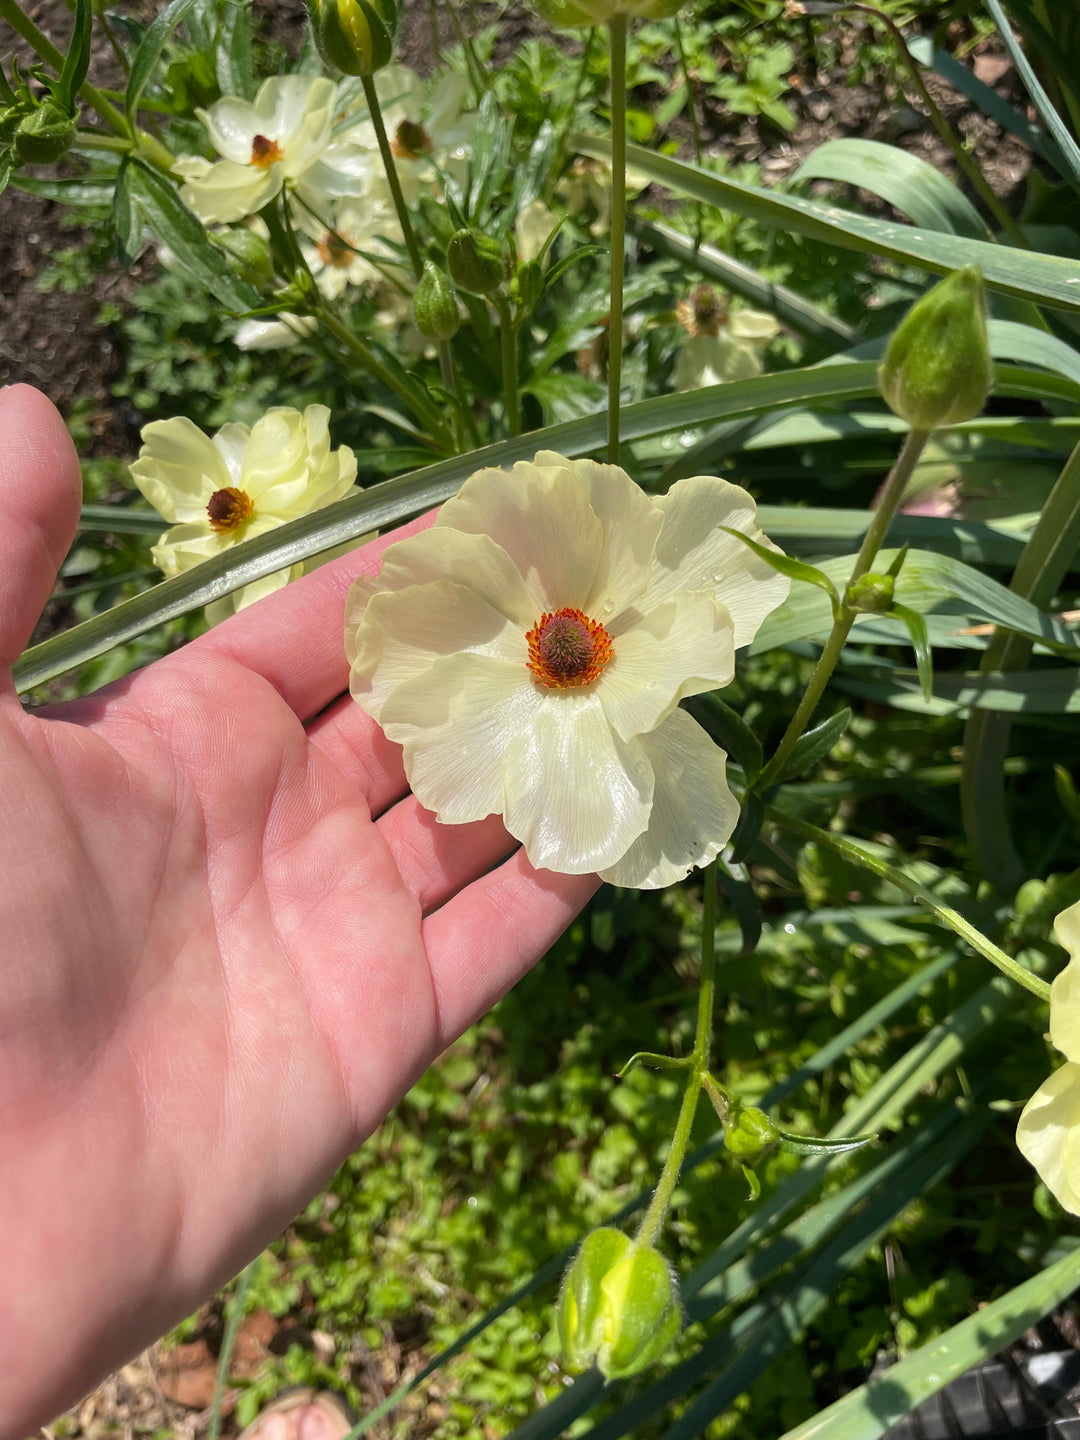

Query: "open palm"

xmin=0 ymin=385 xmax=597 ymax=1438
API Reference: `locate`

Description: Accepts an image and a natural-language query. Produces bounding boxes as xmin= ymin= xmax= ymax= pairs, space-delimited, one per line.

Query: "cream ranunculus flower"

xmin=173 ymin=76 xmax=375 ymax=226
xmin=345 ymin=452 xmax=789 ymax=887
xmin=130 ymin=405 xmax=357 ymax=623
xmin=1017 ymin=900 xmax=1080 ymax=1214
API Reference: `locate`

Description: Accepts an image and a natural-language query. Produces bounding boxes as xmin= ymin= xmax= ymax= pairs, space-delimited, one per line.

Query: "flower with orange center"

xmin=346 ymin=452 xmax=789 ymax=887
xmin=130 ymin=404 xmax=357 ymax=624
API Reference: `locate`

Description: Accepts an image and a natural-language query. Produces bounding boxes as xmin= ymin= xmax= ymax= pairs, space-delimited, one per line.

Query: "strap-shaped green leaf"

xmin=125 ymin=0 xmax=200 ymax=130
xmin=57 ymin=0 xmax=92 ymax=112
xmin=889 ymin=603 xmax=933 ymax=701
xmin=773 ymin=707 xmax=852 ymax=784
xmin=683 ymin=691 xmax=763 ymax=781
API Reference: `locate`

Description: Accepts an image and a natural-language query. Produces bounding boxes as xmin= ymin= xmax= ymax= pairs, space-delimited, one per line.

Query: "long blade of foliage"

xmin=574 ymin=136 xmax=1080 ymax=312
xmin=841 ymin=666 xmax=1080 ymax=715
xmin=985 ymin=0 xmax=1080 ymax=190
xmin=632 ymin=218 xmax=855 ymax=345
xmin=777 ymin=1242 xmax=1080 ymax=1440
xmin=792 ymin=139 xmax=989 ymax=238
xmin=125 ymin=0 xmax=199 ymax=129
xmin=57 ymin=0 xmax=92 ymax=113
xmin=15 ymin=363 xmax=888 ymax=693
xmin=961 ymin=433 xmax=1080 ymax=887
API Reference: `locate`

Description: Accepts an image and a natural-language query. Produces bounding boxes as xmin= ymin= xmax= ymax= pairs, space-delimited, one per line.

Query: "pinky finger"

xmin=421 ymin=852 xmax=599 ymax=1049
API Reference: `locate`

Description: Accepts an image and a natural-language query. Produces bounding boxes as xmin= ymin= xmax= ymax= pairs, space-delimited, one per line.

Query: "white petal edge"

xmin=599 ymin=707 xmax=739 ymax=889
xmin=1016 ymin=1061 xmax=1080 ymax=1215
xmin=130 ymin=417 xmax=232 ymax=523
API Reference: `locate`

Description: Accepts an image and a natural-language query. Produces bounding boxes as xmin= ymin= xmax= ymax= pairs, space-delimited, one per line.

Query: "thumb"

xmin=0 ymin=385 xmax=82 ymax=675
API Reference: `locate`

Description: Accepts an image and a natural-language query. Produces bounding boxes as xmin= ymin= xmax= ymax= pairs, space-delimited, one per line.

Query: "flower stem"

xmin=757 ymin=426 xmax=931 ymax=790
xmin=635 ymin=862 xmax=717 ymax=1248
xmin=360 ymin=72 xmax=424 ymax=281
xmin=767 ymin=809 xmax=1052 ymax=1002
xmin=606 ymin=14 xmax=628 ymax=465
xmin=493 ymin=294 xmax=521 ymax=437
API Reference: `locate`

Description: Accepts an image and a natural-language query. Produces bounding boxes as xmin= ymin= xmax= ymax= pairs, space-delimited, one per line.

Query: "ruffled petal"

xmin=381 ymin=653 xmax=540 ymax=824
xmin=179 ymin=160 xmax=280 ymax=224
xmin=211 ymin=422 xmax=251 ymax=485
xmin=599 ymin=707 xmax=738 ymax=889
xmin=643 ymin=475 xmax=790 ymax=649
xmin=599 ymin=592 xmax=734 ymax=742
xmin=150 ymin=522 xmax=232 ymax=578
xmin=1050 ymin=956 xmax=1080 ymax=1063
xmin=501 ymin=690 xmax=653 ymax=874
xmin=350 ymin=579 xmax=526 ymax=723
xmin=255 ymin=75 xmax=335 ymax=149
xmin=437 ymin=459 xmax=604 ymax=613
xmin=367 ymin=528 xmax=536 ymax=627
xmin=198 ymin=98 xmax=258 ymax=163
xmin=1055 ymin=899 xmax=1080 ymax=965
xmin=1016 ymin=1062 xmax=1080 ymax=1215
xmin=130 ymin=417 xmax=231 ymax=522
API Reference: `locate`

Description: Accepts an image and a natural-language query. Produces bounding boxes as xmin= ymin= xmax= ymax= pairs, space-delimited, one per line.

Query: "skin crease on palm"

xmin=0 ymin=384 xmax=599 ymax=1439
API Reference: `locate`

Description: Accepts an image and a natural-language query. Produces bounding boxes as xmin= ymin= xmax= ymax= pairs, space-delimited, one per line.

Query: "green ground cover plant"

xmin=5 ymin=0 xmax=1080 ymax=1434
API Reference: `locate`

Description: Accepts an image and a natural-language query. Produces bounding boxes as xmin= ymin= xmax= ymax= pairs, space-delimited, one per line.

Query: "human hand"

xmin=0 ymin=384 xmax=598 ymax=1438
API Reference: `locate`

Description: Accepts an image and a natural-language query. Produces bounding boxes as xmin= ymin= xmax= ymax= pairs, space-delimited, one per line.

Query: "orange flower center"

xmin=391 ymin=119 xmax=432 ymax=160
xmin=249 ymin=134 xmax=284 ymax=168
xmin=316 ymin=230 xmax=355 ymax=268
xmin=206 ymin=486 xmax=255 ymax=534
xmin=526 ymin=607 xmax=614 ymax=689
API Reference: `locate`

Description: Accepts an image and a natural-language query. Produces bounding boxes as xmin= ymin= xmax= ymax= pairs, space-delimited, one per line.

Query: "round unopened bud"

xmin=533 ymin=0 xmax=680 ymax=26
xmin=846 ymin=571 xmax=896 ymax=615
xmin=556 ymin=1227 xmax=681 ymax=1380
xmin=446 ymin=228 xmax=507 ymax=296
xmin=413 ymin=262 xmax=460 ymax=342
xmin=211 ymin=227 xmax=274 ymax=287
xmin=307 ymin=0 xmax=397 ymax=76
xmin=14 ymin=100 xmax=77 ymax=164
xmin=724 ymin=1104 xmax=780 ymax=1160
xmin=878 ymin=266 xmax=992 ymax=432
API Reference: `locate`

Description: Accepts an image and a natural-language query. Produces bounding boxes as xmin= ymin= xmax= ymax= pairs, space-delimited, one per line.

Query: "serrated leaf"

xmin=774 ymin=708 xmax=852 ymax=784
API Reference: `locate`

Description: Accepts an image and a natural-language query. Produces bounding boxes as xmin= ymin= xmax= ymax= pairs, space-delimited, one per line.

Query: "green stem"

xmin=493 ymin=295 xmax=521 ymax=437
xmin=635 ymin=863 xmax=718 ymax=1248
xmin=757 ymin=426 xmax=931 ymax=789
xmin=314 ymin=303 xmax=449 ymax=443
xmin=768 ymin=809 xmax=1052 ymax=1002
xmin=607 ymin=14 xmax=628 ymax=465
xmin=360 ymin=73 xmax=424 ymax=281
xmin=0 ymin=0 xmax=126 ymax=133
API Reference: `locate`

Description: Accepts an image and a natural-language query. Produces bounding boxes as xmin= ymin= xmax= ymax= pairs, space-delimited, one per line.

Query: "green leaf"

xmin=793 ymin=139 xmax=989 ymax=239
xmin=777 ymin=1243 xmax=1080 ymax=1440
xmin=889 ymin=603 xmax=933 ymax=702
xmin=216 ymin=0 xmax=254 ymax=100
xmin=716 ymin=856 xmax=762 ymax=957
xmin=13 ymin=174 xmax=116 ymax=205
xmin=682 ymin=692 xmax=762 ymax=781
xmin=774 ymin=707 xmax=852 ymax=784
xmin=113 ymin=159 xmax=141 ymax=266
xmin=988 ymin=318 xmax=1080 ymax=388
xmin=57 ymin=0 xmax=92 ymax=112
xmin=774 ymin=1129 xmax=877 ymax=1157
xmin=122 ymin=158 xmax=261 ymax=312
xmin=721 ymin=527 xmax=841 ymax=615
xmin=126 ymin=0 xmax=201 ymax=130
xmin=575 ymin=135 xmax=1080 ymax=312
xmin=984 ymin=0 xmax=1080 ymax=191
xmin=728 ymin=789 xmax=766 ymax=865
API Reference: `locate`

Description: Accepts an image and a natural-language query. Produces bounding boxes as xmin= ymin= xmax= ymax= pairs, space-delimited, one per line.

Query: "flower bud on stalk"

xmin=13 ymin=99 xmax=77 ymax=164
xmin=211 ymin=227 xmax=275 ymax=288
xmin=723 ymin=1103 xmax=780 ymax=1160
xmin=556 ymin=1227 xmax=681 ymax=1379
xmin=845 ymin=571 xmax=896 ymax=615
xmin=308 ymin=0 xmax=397 ymax=76
xmin=533 ymin=0 xmax=680 ymax=26
xmin=446 ymin=228 xmax=508 ymax=296
xmin=877 ymin=266 xmax=993 ymax=431
xmin=413 ymin=261 xmax=460 ymax=342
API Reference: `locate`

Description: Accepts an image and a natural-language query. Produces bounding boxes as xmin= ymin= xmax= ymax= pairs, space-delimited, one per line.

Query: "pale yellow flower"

xmin=673 ymin=289 xmax=781 ymax=391
xmin=130 ymin=405 xmax=357 ymax=623
xmin=345 ymin=452 xmax=788 ymax=887
xmin=1016 ymin=900 xmax=1080 ymax=1214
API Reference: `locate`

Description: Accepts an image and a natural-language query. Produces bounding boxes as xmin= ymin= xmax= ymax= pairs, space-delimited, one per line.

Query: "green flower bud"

xmin=413 ymin=262 xmax=460 ymax=342
xmin=308 ymin=0 xmax=397 ymax=76
xmin=511 ymin=257 xmax=544 ymax=314
xmin=846 ymin=571 xmax=895 ymax=615
xmin=878 ymin=266 xmax=993 ymax=432
xmin=446 ymin=228 xmax=508 ymax=296
xmin=14 ymin=100 xmax=77 ymax=164
xmin=556 ymin=1228 xmax=681 ymax=1380
xmin=210 ymin=227 xmax=274 ymax=287
xmin=533 ymin=0 xmax=680 ymax=27
xmin=724 ymin=1103 xmax=780 ymax=1160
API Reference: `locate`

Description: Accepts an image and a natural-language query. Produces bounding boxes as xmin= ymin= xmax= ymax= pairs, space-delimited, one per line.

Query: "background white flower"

xmin=1017 ymin=899 xmax=1080 ymax=1214
xmin=174 ymin=76 xmax=375 ymax=225
xmin=346 ymin=452 xmax=789 ymax=887
xmin=130 ymin=404 xmax=357 ymax=623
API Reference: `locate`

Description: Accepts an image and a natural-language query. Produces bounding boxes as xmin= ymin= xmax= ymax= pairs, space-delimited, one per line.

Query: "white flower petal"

xmin=350 ymin=580 xmax=525 ymax=723
xmin=198 ymin=98 xmax=259 ymax=163
xmin=501 ymin=690 xmax=653 ymax=874
xmin=255 ymin=75 xmax=335 ymax=148
xmin=211 ymin=422 xmax=252 ymax=485
xmin=437 ymin=458 xmax=604 ymax=612
xmin=151 ymin=522 xmax=232 ymax=577
xmin=1016 ymin=1062 xmax=1080 ymax=1215
xmin=599 ymin=708 xmax=738 ymax=889
xmin=205 ymin=566 xmax=298 ymax=626
xmin=1050 ymin=957 xmax=1080 ymax=1063
xmin=382 ymin=653 xmax=540 ymax=825
xmin=130 ymin=417 xmax=231 ymax=522
xmin=180 ymin=160 xmax=280 ymax=224
xmin=600 ymin=592 xmax=734 ymax=741
xmin=1055 ymin=899 xmax=1080 ymax=965
xmin=233 ymin=315 xmax=316 ymax=350
xmin=374 ymin=528 xmax=536 ymax=627
xmin=644 ymin=474 xmax=791 ymax=649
